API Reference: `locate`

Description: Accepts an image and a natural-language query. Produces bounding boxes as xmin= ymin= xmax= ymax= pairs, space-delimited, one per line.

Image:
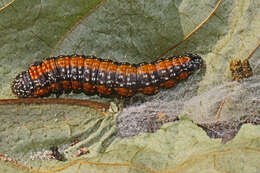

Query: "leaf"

xmin=1 ymin=120 xmax=260 ymax=172
xmin=0 ymin=0 xmax=260 ymax=172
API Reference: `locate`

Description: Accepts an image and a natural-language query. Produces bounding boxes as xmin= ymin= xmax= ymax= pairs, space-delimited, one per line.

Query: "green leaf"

xmin=0 ymin=0 xmax=259 ymax=172
xmin=1 ymin=121 xmax=259 ymax=172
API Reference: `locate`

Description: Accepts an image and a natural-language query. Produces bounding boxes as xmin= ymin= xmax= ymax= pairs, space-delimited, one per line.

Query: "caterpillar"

xmin=11 ymin=53 xmax=203 ymax=98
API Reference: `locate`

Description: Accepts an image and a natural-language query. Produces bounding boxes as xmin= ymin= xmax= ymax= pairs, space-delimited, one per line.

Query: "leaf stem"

xmin=245 ymin=40 xmax=260 ymax=61
xmin=0 ymin=98 xmax=109 ymax=110
xmin=157 ymin=0 xmax=222 ymax=58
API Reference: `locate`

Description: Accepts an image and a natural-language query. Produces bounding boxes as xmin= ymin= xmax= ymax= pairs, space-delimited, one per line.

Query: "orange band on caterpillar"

xmin=11 ymin=54 xmax=203 ymax=98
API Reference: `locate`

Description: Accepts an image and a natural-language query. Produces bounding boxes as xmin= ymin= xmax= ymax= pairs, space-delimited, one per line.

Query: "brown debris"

xmin=230 ymin=59 xmax=253 ymax=81
xmin=70 ymin=137 xmax=81 ymax=146
xmin=76 ymin=147 xmax=89 ymax=157
xmin=50 ymin=146 xmax=65 ymax=161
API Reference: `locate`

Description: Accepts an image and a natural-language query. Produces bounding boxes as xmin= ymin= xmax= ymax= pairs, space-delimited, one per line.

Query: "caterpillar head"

xmin=12 ymin=71 xmax=34 ymax=98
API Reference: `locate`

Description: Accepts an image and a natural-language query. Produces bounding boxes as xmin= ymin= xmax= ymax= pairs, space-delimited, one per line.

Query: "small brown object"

xmin=230 ymin=59 xmax=253 ymax=81
xmin=70 ymin=137 xmax=81 ymax=146
xmin=50 ymin=146 xmax=65 ymax=161
xmin=76 ymin=147 xmax=89 ymax=157
xmin=230 ymin=41 xmax=260 ymax=81
xmin=155 ymin=113 xmax=167 ymax=119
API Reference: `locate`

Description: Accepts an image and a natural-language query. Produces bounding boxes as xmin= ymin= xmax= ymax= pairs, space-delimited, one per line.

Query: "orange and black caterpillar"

xmin=11 ymin=53 xmax=203 ymax=98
